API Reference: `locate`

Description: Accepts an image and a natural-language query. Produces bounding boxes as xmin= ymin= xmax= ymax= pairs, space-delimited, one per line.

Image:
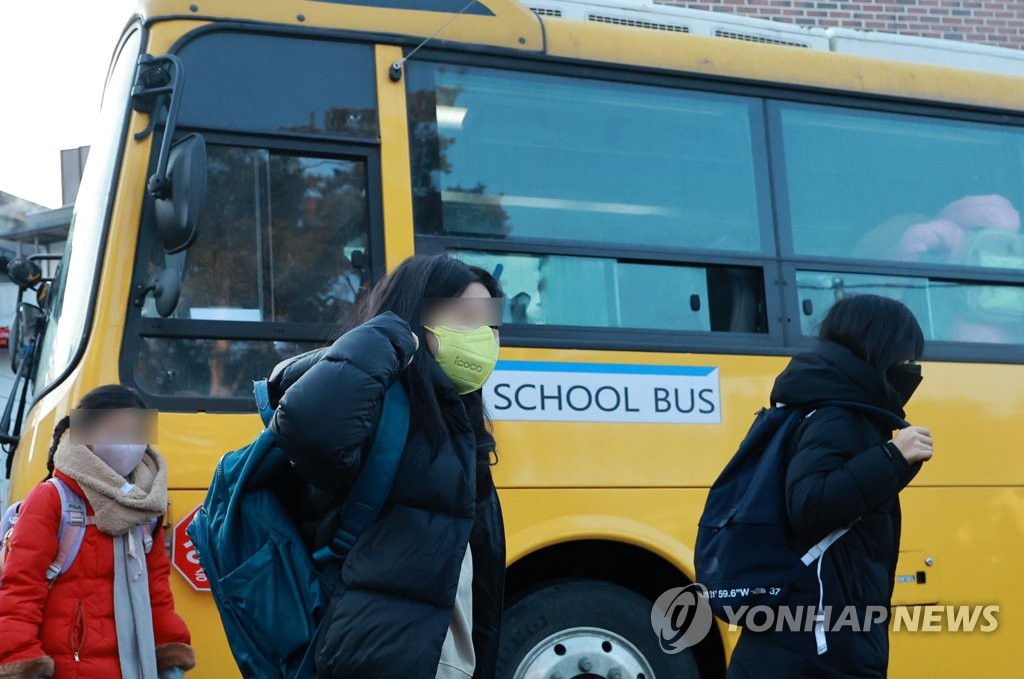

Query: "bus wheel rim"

xmin=512 ymin=625 xmax=656 ymax=679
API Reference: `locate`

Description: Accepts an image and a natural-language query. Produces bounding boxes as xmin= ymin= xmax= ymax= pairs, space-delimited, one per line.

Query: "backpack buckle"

xmin=45 ymin=563 xmax=62 ymax=581
xmin=66 ymin=509 xmax=87 ymax=527
xmin=312 ymin=529 xmax=357 ymax=566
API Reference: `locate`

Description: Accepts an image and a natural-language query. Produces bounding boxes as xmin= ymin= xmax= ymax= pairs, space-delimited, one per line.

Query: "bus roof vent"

xmin=714 ymin=28 xmax=810 ymax=49
xmin=588 ymin=13 xmax=689 ymax=33
xmin=523 ymin=1 xmax=829 ymax=47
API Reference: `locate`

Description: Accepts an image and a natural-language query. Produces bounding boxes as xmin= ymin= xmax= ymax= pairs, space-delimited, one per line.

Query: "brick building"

xmin=660 ymin=1 xmax=1024 ymax=49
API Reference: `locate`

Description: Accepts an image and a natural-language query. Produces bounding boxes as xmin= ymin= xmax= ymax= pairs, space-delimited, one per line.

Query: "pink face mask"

xmin=90 ymin=444 xmax=147 ymax=477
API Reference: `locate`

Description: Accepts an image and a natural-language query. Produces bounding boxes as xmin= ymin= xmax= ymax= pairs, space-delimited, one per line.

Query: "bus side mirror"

xmin=153 ymin=133 xmax=207 ymax=254
xmin=6 ymin=258 xmax=43 ymax=290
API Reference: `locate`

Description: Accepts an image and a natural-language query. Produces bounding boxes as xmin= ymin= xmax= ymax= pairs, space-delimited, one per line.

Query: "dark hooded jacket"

xmin=728 ymin=341 xmax=921 ymax=679
xmin=266 ymin=312 xmax=505 ymax=679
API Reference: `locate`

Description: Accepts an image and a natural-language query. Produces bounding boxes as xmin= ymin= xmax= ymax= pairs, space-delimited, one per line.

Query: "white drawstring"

xmin=801 ymin=527 xmax=850 ymax=655
xmin=126 ymin=528 xmax=144 ymax=582
xmin=814 ymin=552 xmax=827 ymax=654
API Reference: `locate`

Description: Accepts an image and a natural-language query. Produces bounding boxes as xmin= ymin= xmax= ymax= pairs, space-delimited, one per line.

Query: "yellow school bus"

xmin=5 ymin=0 xmax=1024 ymax=676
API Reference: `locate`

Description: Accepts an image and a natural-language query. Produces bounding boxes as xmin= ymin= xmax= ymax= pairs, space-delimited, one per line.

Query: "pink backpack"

xmin=0 ymin=478 xmax=158 ymax=586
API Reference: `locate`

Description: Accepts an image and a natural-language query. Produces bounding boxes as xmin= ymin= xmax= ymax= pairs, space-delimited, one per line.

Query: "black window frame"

xmin=120 ymin=128 xmax=387 ymax=412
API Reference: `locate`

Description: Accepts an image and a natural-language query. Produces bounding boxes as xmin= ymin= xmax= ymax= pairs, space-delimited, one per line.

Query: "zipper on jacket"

xmin=71 ymin=599 xmax=85 ymax=662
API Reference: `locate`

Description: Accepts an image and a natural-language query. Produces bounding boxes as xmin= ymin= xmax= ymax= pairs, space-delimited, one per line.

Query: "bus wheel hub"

xmin=513 ymin=626 xmax=656 ymax=679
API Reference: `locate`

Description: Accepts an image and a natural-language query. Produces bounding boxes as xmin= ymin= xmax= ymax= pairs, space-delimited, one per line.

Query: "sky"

xmin=0 ymin=0 xmax=137 ymax=209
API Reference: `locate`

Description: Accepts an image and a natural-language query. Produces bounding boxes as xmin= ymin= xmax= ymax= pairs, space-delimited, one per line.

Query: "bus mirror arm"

xmin=134 ymin=267 xmax=183 ymax=318
xmin=1 ymin=336 xmax=38 ymax=476
xmin=131 ymin=54 xmax=186 ymax=201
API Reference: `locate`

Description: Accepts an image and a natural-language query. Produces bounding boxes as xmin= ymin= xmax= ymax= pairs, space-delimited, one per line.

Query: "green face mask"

xmin=426 ymin=325 xmax=500 ymax=395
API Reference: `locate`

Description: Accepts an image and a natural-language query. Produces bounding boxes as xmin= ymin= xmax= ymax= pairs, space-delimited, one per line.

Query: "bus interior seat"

xmin=708 ymin=267 xmax=759 ymax=333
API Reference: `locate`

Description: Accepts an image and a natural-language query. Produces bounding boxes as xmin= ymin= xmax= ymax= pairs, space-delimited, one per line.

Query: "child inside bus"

xmin=0 ymin=385 xmax=194 ymax=679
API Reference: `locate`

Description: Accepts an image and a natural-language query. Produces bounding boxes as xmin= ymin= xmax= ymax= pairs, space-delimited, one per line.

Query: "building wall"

xmin=659 ymin=1 xmax=1024 ymax=48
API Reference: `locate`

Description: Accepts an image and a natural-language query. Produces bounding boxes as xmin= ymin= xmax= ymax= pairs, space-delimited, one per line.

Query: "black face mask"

xmin=887 ymin=363 xmax=923 ymax=405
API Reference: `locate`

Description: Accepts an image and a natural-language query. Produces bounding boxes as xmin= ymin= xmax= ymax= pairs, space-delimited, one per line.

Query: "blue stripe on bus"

xmin=494 ymin=361 xmax=716 ymax=377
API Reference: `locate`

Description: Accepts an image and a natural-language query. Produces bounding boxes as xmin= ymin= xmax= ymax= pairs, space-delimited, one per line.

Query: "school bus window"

xmin=457 ymin=250 xmax=767 ymax=333
xmin=33 ymin=29 xmax=142 ymax=393
xmin=175 ymin=32 xmax=378 ymax=139
xmin=134 ymin=338 xmax=320 ymax=399
xmin=134 ymin=145 xmax=372 ymax=399
xmin=797 ymin=270 xmax=1024 ymax=344
xmin=408 ymin=63 xmax=769 ymax=254
xmin=775 ymin=103 xmax=1024 ymax=267
xmin=140 ymin=146 xmax=371 ymax=325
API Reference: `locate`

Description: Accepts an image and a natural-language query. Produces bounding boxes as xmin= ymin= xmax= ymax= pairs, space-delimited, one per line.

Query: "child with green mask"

xmin=265 ymin=254 xmax=507 ymax=679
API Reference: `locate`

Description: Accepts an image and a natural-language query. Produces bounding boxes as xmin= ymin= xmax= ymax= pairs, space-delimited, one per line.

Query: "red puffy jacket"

xmin=0 ymin=471 xmax=193 ymax=679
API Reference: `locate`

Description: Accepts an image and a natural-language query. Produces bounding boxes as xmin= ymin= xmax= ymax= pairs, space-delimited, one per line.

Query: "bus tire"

xmin=496 ymin=579 xmax=702 ymax=679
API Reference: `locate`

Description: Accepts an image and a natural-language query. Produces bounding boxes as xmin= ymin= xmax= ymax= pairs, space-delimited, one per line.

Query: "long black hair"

xmin=351 ymin=254 xmax=502 ymax=453
xmin=819 ymin=294 xmax=925 ymax=372
xmin=46 ymin=385 xmax=149 ymax=480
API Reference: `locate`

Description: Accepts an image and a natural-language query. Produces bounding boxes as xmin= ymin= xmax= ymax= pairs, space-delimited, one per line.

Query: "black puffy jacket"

xmin=728 ymin=341 xmax=921 ymax=679
xmin=267 ymin=312 xmax=506 ymax=678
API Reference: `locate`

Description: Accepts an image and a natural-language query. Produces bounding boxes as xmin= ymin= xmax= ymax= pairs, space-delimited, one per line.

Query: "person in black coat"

xmin=266 ymin=254 xmax=506 ymax=679
xmin=728 ymin=295 xmax=934 ymax=679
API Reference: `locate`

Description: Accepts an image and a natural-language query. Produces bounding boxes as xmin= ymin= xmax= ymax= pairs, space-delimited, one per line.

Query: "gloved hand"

xmin=158 ymin=668 xmax=186 ymax=679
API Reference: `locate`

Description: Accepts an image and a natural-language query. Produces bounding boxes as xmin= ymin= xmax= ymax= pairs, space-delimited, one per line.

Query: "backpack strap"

xmin=254 ymin=379 xmax=274 ymax=428
xmin=46 ymin=478 xmax=91 ymax=583
xmin=312 ymin=382 xmax=411 ymax=566
xmin=1 ymin=502 xmax=24 ymax=567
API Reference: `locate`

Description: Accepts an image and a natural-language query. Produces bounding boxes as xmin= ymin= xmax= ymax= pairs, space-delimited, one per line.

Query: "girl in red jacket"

xmin=0 ymin=385 xmax=195 ymax=679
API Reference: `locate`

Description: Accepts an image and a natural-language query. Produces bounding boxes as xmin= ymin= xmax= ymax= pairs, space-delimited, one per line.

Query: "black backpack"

xmin=695 ymin=401 xmax=907 ymax=654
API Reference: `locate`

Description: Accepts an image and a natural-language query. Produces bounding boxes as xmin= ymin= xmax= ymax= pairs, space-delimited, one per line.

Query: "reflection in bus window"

xmin=142 ymin=146 xmax=371 ymax=325
xmin=853 ymin=194 xmax=1024 ymax=271
xmin=409 ymin=63 xmax=769 ymax=254
xmin=136 ymin=146 xmax=372 ymax=399
xmin=457 ymin=250 xmax=766 ymax=333
xmin=778 ymin=103 xmax=1024 ymax=264
xmin=797 ymin=271 xmax=1024 ymax=344
xmin=135 ymin=338 xmax=320 ymax=399
xmin=899 ymin=196 xmax=1022 ymax=267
